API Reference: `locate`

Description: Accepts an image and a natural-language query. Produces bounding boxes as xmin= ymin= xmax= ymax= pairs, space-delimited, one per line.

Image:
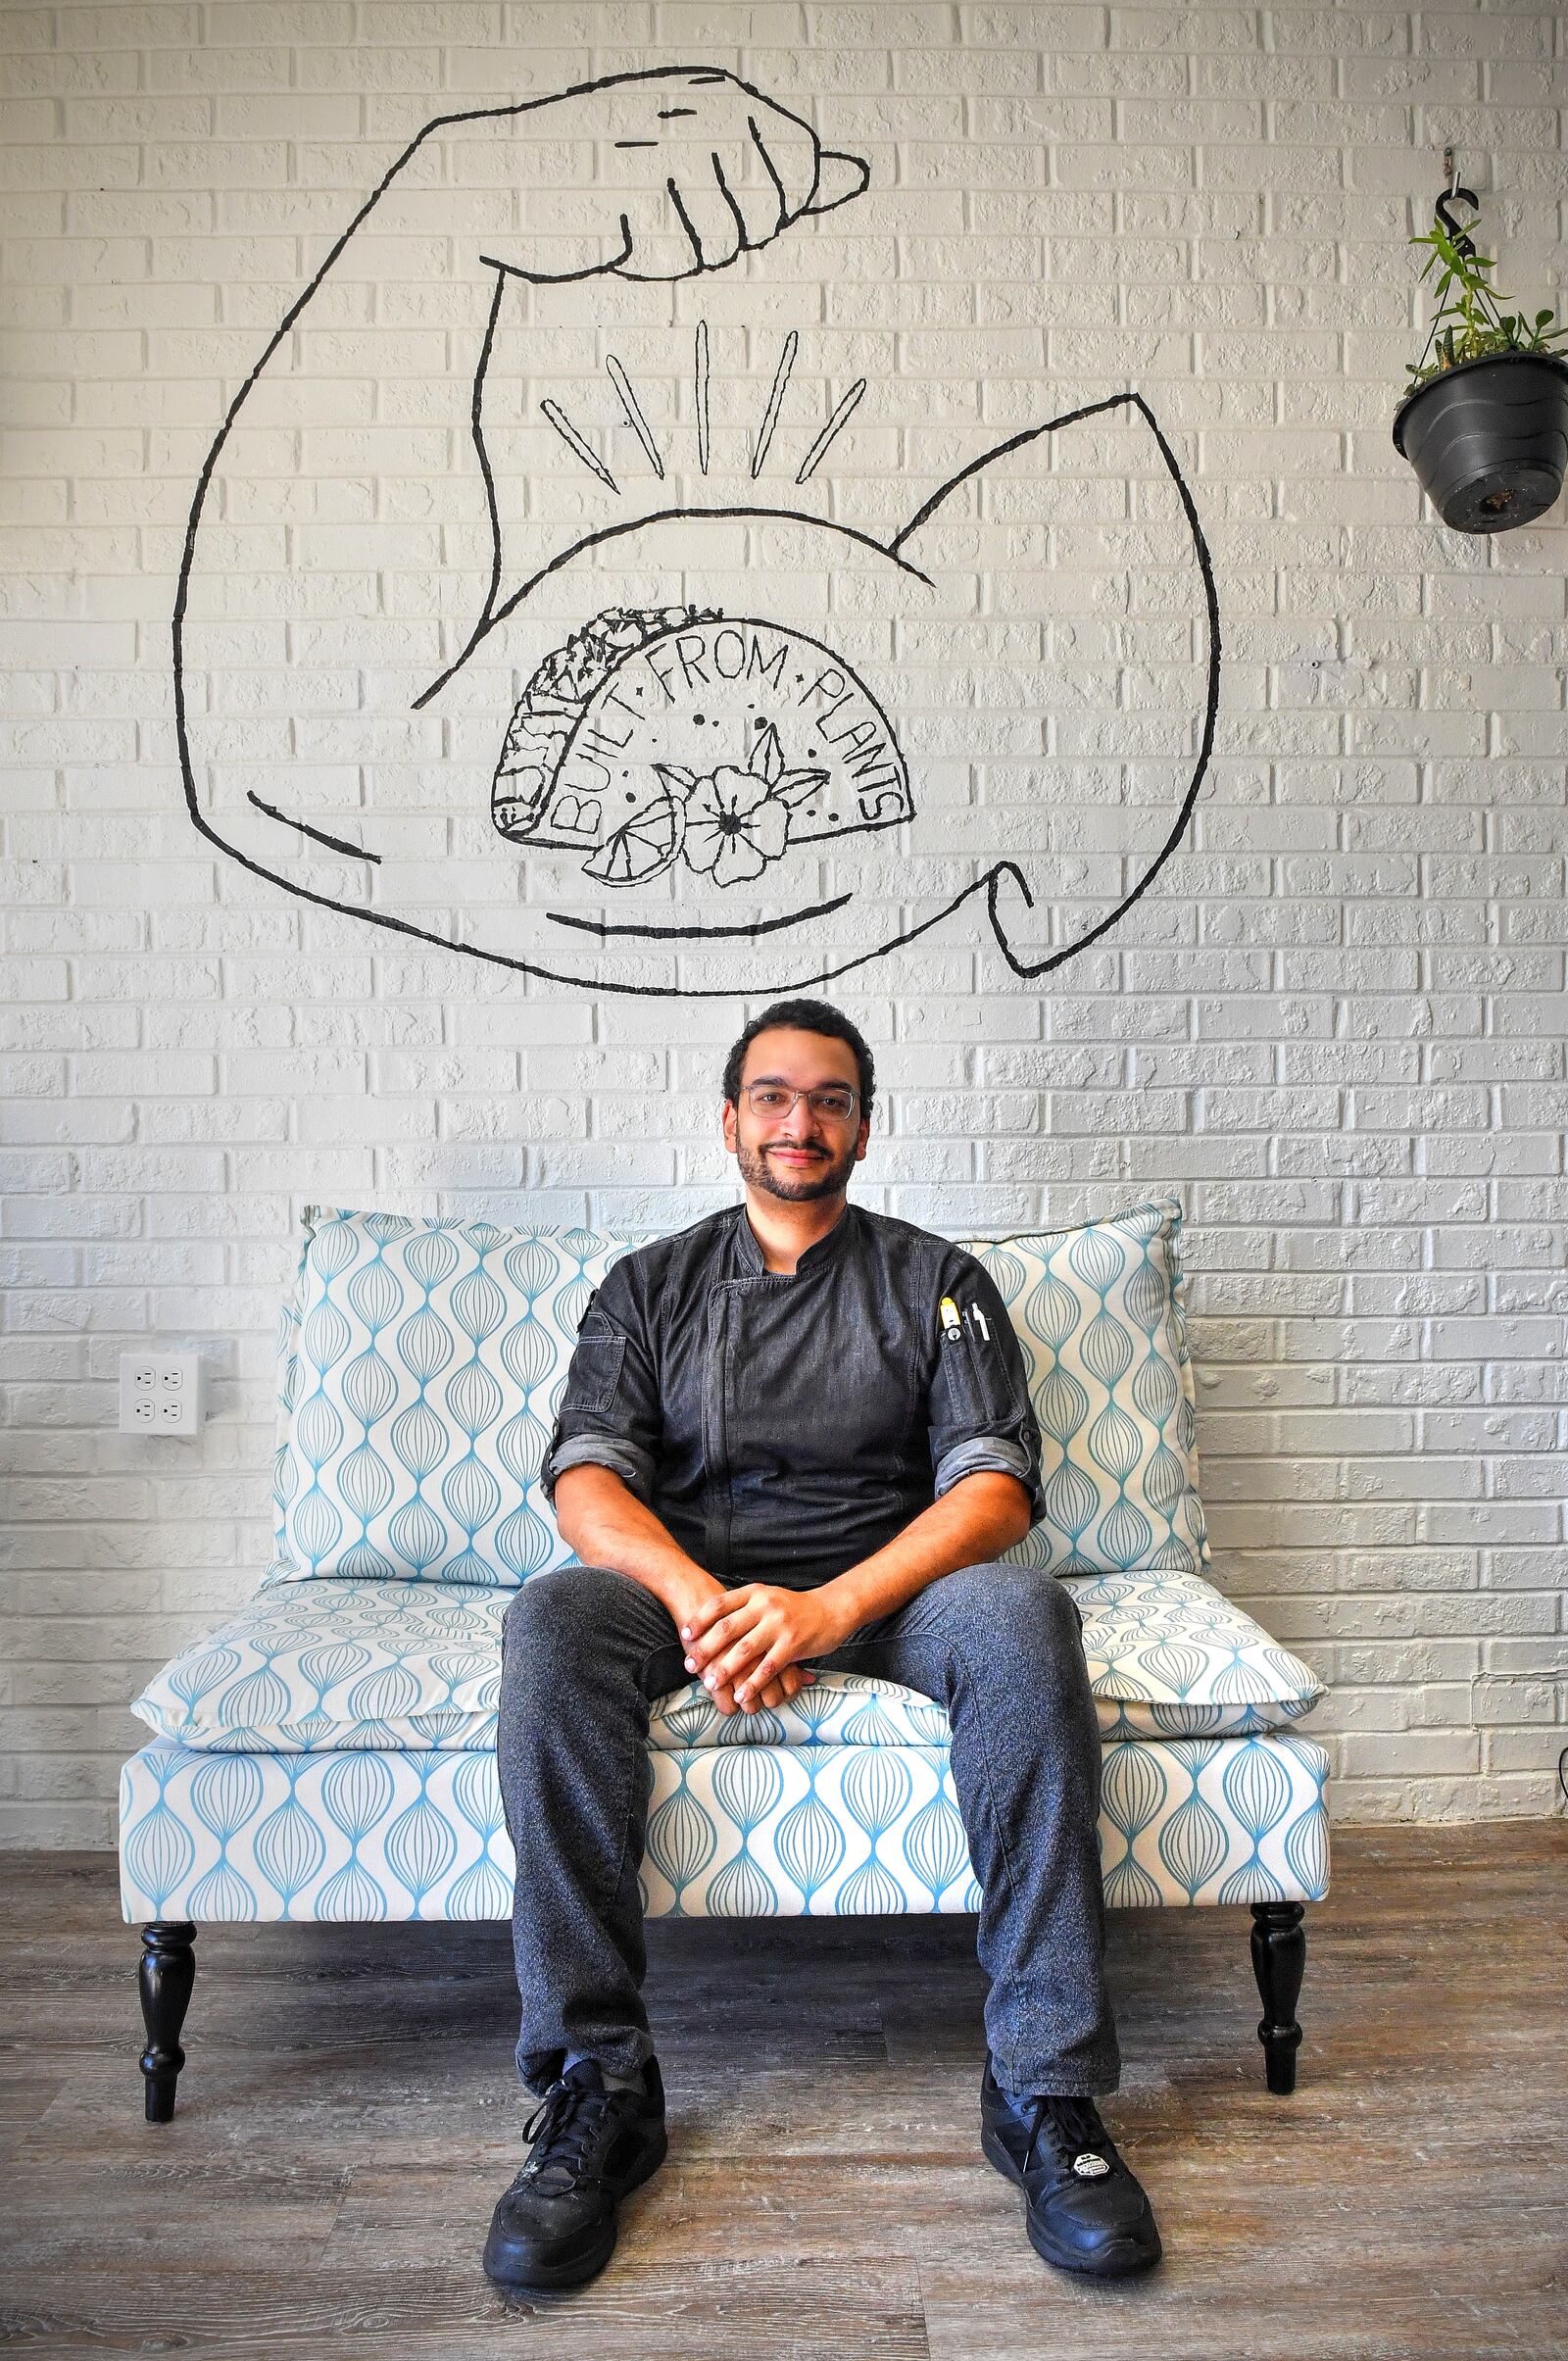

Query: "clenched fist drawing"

xmin=505 ymin=66 xmax=869 ymax=280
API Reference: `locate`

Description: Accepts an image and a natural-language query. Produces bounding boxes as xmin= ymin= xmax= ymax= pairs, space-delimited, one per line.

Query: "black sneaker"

xmin=482 ymin=2057 xmax=668 ymax=2292
xmin=980 ymin=2058 xmax=1162 ymax=2279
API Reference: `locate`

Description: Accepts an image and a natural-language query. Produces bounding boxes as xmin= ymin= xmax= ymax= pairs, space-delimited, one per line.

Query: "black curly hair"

xmin=721 ymin=999 xmax=875 ymax=1118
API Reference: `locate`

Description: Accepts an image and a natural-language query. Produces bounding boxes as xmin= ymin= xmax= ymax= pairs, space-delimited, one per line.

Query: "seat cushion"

xmin=265 ymin=1196 xmax=1207 ymax=1591
xmin=131 ymin=1570 xmax=1321 ymax=1754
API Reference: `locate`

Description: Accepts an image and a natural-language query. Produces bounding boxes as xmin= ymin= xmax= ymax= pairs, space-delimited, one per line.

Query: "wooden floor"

xmin=2 ymin=1826 xmax=1564 ymax=2360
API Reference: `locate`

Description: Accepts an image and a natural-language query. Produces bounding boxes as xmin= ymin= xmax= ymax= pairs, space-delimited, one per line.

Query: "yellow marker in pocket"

xmin=939 ymin=1296 xmax=962 ymax=1338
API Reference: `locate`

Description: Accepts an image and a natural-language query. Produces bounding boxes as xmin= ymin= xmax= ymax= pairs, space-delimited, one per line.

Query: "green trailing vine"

xmin=1406 ymin=199 xmax=1568 ymax=392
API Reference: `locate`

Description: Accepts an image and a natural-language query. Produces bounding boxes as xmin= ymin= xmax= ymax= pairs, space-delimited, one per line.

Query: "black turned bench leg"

xmin=139 ymin=1922 xmax=196 ymax=2122
xmin=1250 ymin=1901 xmax=1306 ymax=2095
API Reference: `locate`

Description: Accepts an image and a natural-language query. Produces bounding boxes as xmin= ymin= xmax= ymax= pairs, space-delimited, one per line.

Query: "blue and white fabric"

xmin=120 ymin=1728 xmax=1330 ymax=1924
xmin=970 ymin=1203 xmax=1210 ymax=1579
xmin=131 ymin=1571 xmax=1321 ymax=1754
xmin=267 ymin=1212 xmax=638 ymax=1588
xmin=265 ymin=1198 xmax=1207 ymax=1590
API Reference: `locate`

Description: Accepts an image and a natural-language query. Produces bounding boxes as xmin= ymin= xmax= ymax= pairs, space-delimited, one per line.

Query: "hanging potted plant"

xmin=1393 ymin=188 xmax=1568 ymax=533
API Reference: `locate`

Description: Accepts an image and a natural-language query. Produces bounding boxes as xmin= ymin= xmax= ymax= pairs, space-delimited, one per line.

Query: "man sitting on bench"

xmin=485 ymin=997 xmax=1161 ymax=2291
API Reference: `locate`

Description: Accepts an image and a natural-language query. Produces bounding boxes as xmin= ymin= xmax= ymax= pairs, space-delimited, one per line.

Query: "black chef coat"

xmin=541 ymin=1203 xmax=1045 ymax=1591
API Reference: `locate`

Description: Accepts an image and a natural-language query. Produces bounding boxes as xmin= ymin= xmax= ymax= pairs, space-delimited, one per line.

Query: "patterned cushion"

xmin=131 ymin=1572 xmax=1321 ymax=1754
xmin=972 ymin=1200 xmax=1210 ymax=1578
xmin=119 ymin=1727 xmax=1332 ymax=1922
xmin=267 ymin=1212 xmax=639 ymax=1588
xmin=265 ymin=1197 xmax=1207 ymax=1590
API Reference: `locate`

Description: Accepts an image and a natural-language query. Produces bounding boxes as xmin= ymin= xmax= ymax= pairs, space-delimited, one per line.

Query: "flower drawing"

xmin=679 ymin=762 xmax=792 ymax=886
xmin=639 ymin=724 xmax=827 ymax=891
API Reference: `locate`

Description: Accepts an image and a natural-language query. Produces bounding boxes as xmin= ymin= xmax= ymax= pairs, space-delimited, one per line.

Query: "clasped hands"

xmin=679 ymin=1581 xmax=851 ymax=1716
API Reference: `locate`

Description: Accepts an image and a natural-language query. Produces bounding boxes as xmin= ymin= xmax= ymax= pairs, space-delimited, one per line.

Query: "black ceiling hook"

xmin=1435 ymin=182 xmax=1480 ymax=258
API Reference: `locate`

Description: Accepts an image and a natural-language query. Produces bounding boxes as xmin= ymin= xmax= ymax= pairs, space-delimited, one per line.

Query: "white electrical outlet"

xmin=120 ymin=1353 xmax=209 ymax=1437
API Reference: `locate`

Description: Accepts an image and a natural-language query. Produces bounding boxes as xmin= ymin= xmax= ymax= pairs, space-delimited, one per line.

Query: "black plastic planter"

xmin=1393 ymin=351 xmax=1568 ymax=532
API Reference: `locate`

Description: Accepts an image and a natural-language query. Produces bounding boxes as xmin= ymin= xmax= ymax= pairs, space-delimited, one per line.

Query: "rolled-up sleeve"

xmin=927 ymin=1253 xmax=1047 ymax=1526
xmin=540 ymin=1262 xmax=662 ymax=1511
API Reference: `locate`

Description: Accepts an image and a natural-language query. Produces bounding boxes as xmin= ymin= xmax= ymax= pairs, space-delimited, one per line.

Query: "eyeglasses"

xmin=740 ymin=1082 xmax=861 ymax=1124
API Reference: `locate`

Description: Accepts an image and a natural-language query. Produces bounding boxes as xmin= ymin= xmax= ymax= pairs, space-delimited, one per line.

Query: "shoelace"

xmin=518 ymin=2077 xmax=625 ymax=2189
xmin=1021 ymin=2092 xmax=1112 ymax=2181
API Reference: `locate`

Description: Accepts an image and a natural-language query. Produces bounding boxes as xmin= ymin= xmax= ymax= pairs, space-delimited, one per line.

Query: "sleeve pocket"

xmin=561 ymin=1316 xmax=628 ymax=1414
xmin=955 ymin=1321 xmax=1027 ymax=1428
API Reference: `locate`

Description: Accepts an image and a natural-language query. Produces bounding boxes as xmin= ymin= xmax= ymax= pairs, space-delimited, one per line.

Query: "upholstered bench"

xmin=120 ymin=1199 xmax=1329 ymax=2120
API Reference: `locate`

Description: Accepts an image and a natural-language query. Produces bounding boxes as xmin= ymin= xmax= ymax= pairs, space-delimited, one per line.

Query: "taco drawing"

xmin=491 ymin=605 xmax=909 ymax=878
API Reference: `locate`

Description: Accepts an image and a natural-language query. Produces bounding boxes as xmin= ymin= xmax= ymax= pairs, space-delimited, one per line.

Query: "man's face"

xmin=723 ymin=1027 xmax=870 ymax=1205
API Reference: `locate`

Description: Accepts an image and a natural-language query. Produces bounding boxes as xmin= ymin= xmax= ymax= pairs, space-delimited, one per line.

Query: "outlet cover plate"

xmin=119 ymin=1353 xmax=209 ymax=1437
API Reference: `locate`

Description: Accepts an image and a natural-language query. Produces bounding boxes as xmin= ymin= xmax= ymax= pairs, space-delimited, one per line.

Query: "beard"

xmin=735 ymin=1135 xmax=858 ymax=1205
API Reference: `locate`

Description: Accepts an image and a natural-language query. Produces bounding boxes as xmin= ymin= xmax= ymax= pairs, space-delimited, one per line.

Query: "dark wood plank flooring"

xmin=1 ymin=1826 xmax=1564 ymax=2359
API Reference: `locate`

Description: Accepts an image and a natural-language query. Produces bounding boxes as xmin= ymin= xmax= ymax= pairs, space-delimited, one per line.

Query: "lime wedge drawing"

xmin=581 ymin=785 xmax=686 ymax=885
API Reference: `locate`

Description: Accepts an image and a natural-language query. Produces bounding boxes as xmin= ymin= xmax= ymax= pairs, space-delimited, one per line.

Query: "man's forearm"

xmin=550 ymin=1463 xmax=722 ymax=1627
xmin=814 ymin=1471 xmax=1034 ymax=1645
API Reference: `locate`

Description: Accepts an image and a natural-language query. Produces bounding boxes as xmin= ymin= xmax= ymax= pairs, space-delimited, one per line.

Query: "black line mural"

xmin=173 ymin=66 xmax=1220 ymax=999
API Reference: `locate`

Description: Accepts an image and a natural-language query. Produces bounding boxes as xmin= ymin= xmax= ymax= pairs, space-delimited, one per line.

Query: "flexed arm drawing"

xmin=175 ymin=67 xmax=1217 ymax=1000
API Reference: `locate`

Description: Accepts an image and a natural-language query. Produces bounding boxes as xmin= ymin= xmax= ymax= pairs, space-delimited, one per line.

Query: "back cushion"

xmin=266 ymin=1209 xmax=639 ymax=1586
xmin=968 ymin=1199 xmax=1209 ymax=1579
xmin=266 ymin=1197 xmax=1206 ymax=1587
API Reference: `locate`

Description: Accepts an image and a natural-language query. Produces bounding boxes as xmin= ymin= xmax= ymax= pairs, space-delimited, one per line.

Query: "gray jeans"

xmin=498 ymin=1559 xmax=1119 ymax=2098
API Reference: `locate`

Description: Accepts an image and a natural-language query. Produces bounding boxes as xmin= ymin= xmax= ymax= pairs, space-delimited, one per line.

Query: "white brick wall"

xmin=2 ymin=0 xmax=1565 ymax=1846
